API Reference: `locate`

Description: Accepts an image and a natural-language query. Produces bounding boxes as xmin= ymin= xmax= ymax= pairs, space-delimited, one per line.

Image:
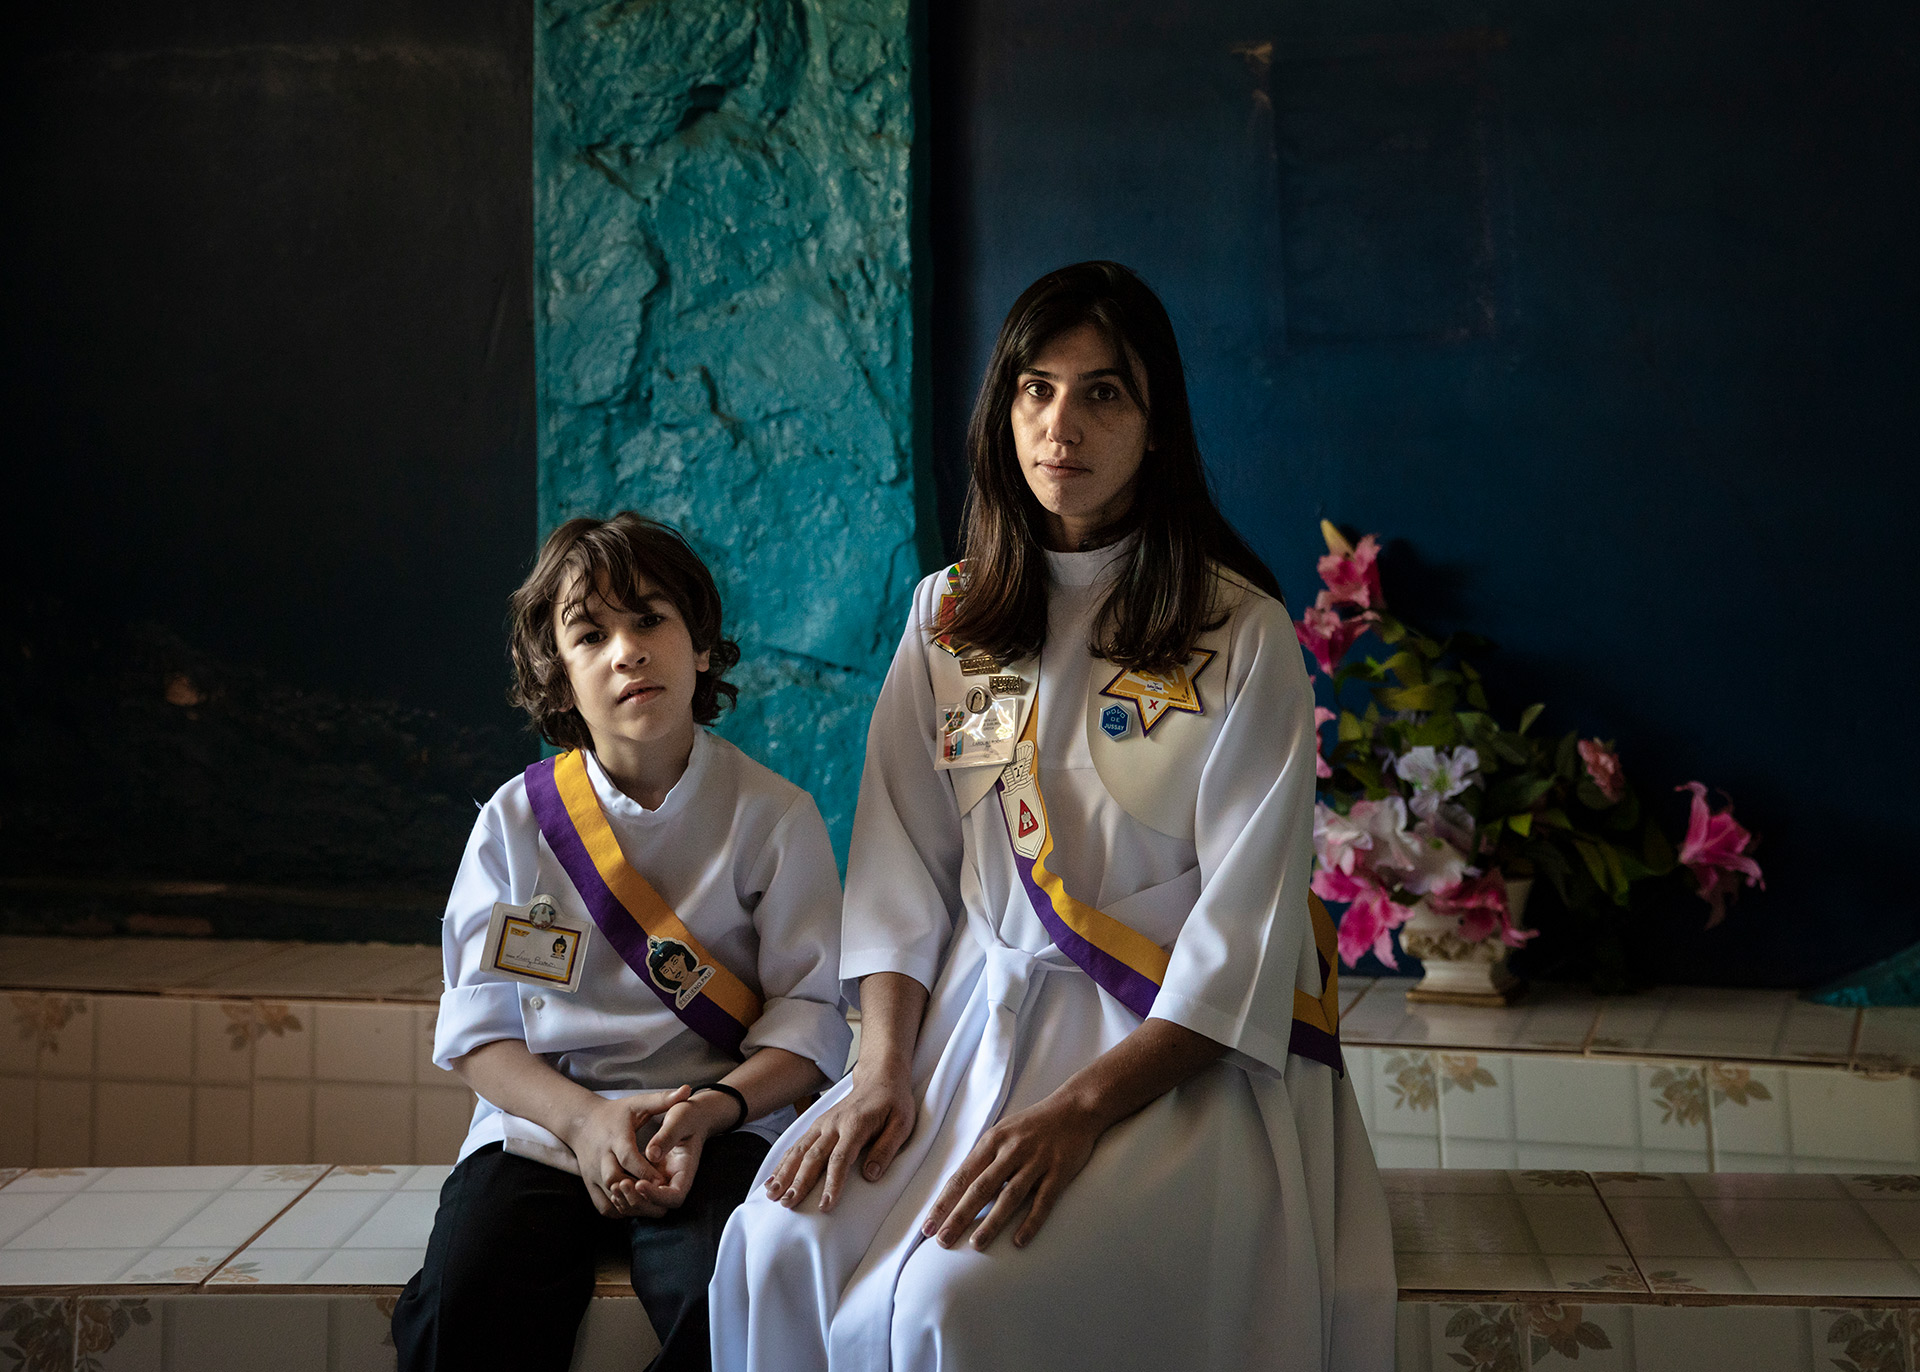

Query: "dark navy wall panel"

xmin=929 ymin=0 xmax=1919 ymax=985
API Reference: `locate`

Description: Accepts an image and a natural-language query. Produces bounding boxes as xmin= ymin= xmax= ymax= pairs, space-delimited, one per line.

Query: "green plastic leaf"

xmin=1509 ymin=812 xmax=1533 ymax=838
xmin=1554 ymin=732 xmax=1580 ymax=780
xmin=1465 ymin=683 xmax=1489 ymax=710
xmin=1337 ymin=711 xmax=1368 ymax=743
xmin=1378 ymin=682 xmax=1457 ymax=712
xmin=1380 ymin=650 xmax=1426 ymax=685
xmin=1518 ymin=702 xmax=1546 ymax=735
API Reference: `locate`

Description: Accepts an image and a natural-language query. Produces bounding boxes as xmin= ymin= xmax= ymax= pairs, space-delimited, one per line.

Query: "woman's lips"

xmin=1037 ymin=460 xmax=1090 ymax=477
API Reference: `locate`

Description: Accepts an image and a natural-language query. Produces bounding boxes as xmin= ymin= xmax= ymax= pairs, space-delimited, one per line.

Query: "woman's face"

xmin=1010 ymin=322 xmax=1151 ymax=550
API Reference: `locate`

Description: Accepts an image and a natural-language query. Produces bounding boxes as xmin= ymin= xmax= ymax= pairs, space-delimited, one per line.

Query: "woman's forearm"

xmin=452 ymin=1037 xmax=608 ymax=1148
xmin=851 ymin=970 xmax=930 ymax=1078
xmin=1054 ymin=1019 xmax=1227 ymax=1133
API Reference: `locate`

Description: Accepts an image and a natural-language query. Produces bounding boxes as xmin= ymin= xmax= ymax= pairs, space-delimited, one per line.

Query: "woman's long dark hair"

xmin=942 ymin=261 xmax=1281 ymax=671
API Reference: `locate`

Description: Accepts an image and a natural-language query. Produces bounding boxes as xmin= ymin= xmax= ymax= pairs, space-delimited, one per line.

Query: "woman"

xmin=711 ymin=262 xmax=1394 ymax=1370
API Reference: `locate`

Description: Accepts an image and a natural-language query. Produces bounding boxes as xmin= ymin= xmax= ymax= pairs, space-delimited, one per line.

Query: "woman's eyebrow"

xmin=1021 ymin=366 xmax=1126 ymax=381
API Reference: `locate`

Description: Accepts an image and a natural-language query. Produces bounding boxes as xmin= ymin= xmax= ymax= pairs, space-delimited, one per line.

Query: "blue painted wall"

xmin=535 ymin=0 xmax=930 ymax=861
xmin=929 ymin=0 xmax=1919 ymax=984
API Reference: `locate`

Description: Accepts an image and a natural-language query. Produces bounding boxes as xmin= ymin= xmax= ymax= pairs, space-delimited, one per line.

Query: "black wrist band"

xmin=692 ymin=1082 xmax=749 ymax=1132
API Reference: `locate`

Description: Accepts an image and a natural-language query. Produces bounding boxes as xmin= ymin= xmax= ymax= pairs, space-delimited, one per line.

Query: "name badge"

xmin=482 ymin=895 xmax=590 ymax=993
xmin=935 ymin=693 xmax=1024 ymax=771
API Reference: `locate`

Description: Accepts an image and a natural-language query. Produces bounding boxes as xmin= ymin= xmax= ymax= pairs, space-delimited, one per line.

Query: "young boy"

xmin=392 ymin=513 xmax=849 ymax=1372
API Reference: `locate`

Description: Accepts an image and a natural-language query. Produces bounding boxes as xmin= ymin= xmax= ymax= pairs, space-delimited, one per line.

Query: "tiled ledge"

xmin=1341 ymin=977 xmax=1906 ymax=1072
xmin=0 ymin=936 xmax=444 ymax=1004
xmin=8 ymin=1166 xmax=1920 ymax=1371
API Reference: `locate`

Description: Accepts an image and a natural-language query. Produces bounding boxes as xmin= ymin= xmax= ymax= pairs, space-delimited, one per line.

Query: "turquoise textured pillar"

xmin=534 ymin=0 xmax=927 ymax=859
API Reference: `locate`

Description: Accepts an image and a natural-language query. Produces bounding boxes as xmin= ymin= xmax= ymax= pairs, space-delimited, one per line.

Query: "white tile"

xmin=235 ymin=1163 xmax=331 ymax=1189
xmin=1521 ymin=1301 xmax=1633 ymax=1371
xmin=192 ymin=1086 xmax=253 ymax=1165
xmin=313 ymin=1084 xmax=413 ymax=1164
xmin=0 ymin=1247 xmax=142 ymax=1283
xmin=249 ymin=1003 xmax=314 ymax=1079
xmin=94 ymin=996 xmax=193 ymax=1083
xmin=1635 ymin=1064 xmax=1711 ymax=1168
xmin=304 ymin=1247 xmax=425 ymax=1284
xmin=5 ymin=1167 xmax=106 ymax=1191
xmin=30 ymin=996 xmax=94 ymax=1076
xmin=1736 ymin=1257 xmax=1920 ymax=1297
xmin=1346 ymin=1047 xmax=1377 ymax=1135
xmin=571 ymin=1295 xmax=663 ymax=1371
xmin=76 ymin=1293 xmax=168 ymax=1368
xmin=8 ymin=1188 xmax=209 ymax=1249
xmin=1368 ymin=1051 xmax=1441 ymax=1135
xmin=35 ymin=1078 xmax=92 ymax=1165
xmin=191 ymin=1001 xmax=255 ymax=1084
xmin=206 ymin=1247 xmax=328 ymax=1284
xmin=1626 ymin=1305 xmax=1817 ymax=1372
xmin=0 ymin=1076 xmax=34 ymax=1166
xmin=328 ymin=1291 xmax=411 ymax=1371
xmin=1434 ymin=1053 xmax=1513 ymax=1142
xmin=114 ymin=1247 xmax=243 ymax=1284
xmin=313 ymin=1003 xmax=414 ymax=1085
xmin=90 ymin=1166 xmax=249 ymax=1191
xmin=1852 ymin=1006 xmax=1920 ymax=1074
xmin=0 ymin=1004 xmax=37 ymax=1074
xmin=159 ymin=1293 xmax=330 ymax=1372
xmin=161 ymin=1188 xmax=301 ymax=1249
xmin=1512 ymin=1057 xmax=1638 ymax=1147
xmin=1708 ymin=1065 xmax=1788 ymax=1166
xmin=246 ymin=1190 xmax=389 ymax=1248
xmin=1785 ymin=1069 xmax=1920 ymax=1165
xmin=315 ymin=1165 xmax=413 ymax=1191
xmin=0 ymin=1189 xmax=70 ymax=1245
xmin=1513 ymin=1143 xmax=1646 ymax=1170
xmin=93 ymin=1083 xmax=193 ymax=1166
xmin=1443 ymin=1138 xmax=1519 ymax=1169
xmin=401 ymin=1165 xmax=450 ymax=1192
xmin=1371 ymin=1136 xmax=1443 ymax=1168
xmin=413 ymin=1089 xmax=474 ymax=1165
xmin=343 ymin=1190 xmax=438 ymax=1249
xmin=251 ymin=1081 xmax=312 ymax=1163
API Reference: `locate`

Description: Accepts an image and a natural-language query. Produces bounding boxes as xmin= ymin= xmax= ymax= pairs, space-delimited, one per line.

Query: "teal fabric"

xmin=533 ymin=0 xmax=926 ymax=863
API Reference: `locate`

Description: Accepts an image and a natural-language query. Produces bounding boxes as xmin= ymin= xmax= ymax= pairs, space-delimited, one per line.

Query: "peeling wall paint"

xmin=534 ymin=0 xmax=923 ymax=859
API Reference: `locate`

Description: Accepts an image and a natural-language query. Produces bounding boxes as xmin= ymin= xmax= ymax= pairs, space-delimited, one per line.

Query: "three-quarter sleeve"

xmin=432 ymin=793 xmax=529 ymax=1069
xmin=1147 ymin=591 xmax=1323 ymax=1078
xmin=840 ymin=574 xmax=966 ymax=997
xmin=738 ymin=792 xmax=855 ymax=1081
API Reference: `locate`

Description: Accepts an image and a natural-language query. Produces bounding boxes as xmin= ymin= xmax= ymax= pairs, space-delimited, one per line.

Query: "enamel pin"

xmin=1100 ymin=704 xmax=1130 ymax=739
xmin=932 ymin=564 xmax=971 ymax=657
xmin=1099 ymin=649 xmax=1215 ymax=736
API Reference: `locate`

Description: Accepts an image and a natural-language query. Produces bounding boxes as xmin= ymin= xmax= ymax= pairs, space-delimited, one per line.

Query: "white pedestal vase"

xmin=1400 ymin=877 xmax=1533 ymax=1007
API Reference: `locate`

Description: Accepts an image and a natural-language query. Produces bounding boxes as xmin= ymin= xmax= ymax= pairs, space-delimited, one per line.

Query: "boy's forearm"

xmin=712 ymin=1046 xmax=829 ymax=1129
xmin=452 ymin=1038 xmax=604 ymax=1148
xmin=852 ymin=971 xmax=929 ymax=1078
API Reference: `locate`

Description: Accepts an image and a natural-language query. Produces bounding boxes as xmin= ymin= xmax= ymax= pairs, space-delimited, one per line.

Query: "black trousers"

xmin=391 ymin=1133 xmax=770 ymax=1372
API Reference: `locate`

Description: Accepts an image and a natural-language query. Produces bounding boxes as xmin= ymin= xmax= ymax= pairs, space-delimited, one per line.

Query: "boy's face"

xmin=554 ymin=571 xmax=710 ymax=757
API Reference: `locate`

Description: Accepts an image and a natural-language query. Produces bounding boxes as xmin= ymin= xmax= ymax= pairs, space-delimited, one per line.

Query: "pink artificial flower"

xmin=1676 ymin=782 xmax=1764 ymax=928
xmin=1317 ymin=534 xmax=1384 ymax=610
xmin=1578 ymin=739 xmax=1627 ymax=805
xmin=1429 ymin=872 xmax=1537 ymax=948
xmin=1314 ymin=867 xmax=1406 ymax=969
xmin=1313 ymin=802 xmax=1373 ymax=875
xmin=1313 ymin=706 xmax=1337 ymax=779
xmin=1295 ymin=592 xmax=1376 ymax=676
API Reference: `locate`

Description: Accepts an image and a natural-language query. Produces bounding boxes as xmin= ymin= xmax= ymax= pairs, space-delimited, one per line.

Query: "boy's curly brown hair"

xmin=507 ymin=513 xmax=741 ymax=751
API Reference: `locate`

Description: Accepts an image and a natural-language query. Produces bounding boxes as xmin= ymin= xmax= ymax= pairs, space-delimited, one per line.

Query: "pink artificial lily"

xmin=1295 ymin=592 xmax=1376 ymax=676
xmin=1578 ymin=739 xmax=1627 ymax=805
xmin=1317 ymin=533 xmax=1384 ymax=610
xmin=1313 ymin=706 xmax=1337 ymax=779
xmin=1429 ymin=872 xmax=1537 ymax=948
xmin=1314 ymin=866 xmax=1406 ymax=969
xmin=1676 ymin=782 xmax=1764 ymax=928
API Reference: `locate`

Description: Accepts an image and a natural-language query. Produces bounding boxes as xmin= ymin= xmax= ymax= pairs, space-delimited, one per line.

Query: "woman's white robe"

xmin=712 ymin=545 xmax=1395 ymax=1371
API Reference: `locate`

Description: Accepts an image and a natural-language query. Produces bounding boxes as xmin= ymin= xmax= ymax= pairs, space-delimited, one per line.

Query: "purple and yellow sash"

xmin=524 ymin=750 xmax=760 ymax=1057
xmin=996 ymin=703 xmax=1344 ymax=1074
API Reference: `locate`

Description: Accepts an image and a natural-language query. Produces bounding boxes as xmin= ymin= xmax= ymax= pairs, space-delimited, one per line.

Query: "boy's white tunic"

xmin=712 ymin=546 xmax=1395 ymax=1371
xmin=433 ymin=730 xmax=851 ymax=1156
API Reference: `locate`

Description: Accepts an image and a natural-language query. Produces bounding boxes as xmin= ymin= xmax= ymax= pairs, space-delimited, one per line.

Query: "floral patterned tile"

xmin=1342 ymin=979 xmax=1602 ymax=1053
xmin=1388 ymin=1170 xmax=1646 ymax=1296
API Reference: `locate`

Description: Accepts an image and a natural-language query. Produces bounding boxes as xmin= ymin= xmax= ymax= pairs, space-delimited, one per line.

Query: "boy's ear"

xmin=695 ymin=648 xmax=711 ymax=674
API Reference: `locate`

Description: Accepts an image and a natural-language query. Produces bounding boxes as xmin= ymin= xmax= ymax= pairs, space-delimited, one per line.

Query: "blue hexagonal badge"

xmin=1100 ymin=704 xmax=1130 ymax=740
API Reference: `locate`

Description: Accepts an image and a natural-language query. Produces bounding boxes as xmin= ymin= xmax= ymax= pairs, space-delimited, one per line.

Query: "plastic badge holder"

xmin=934 ymin=695 xmax=1021 ymax=771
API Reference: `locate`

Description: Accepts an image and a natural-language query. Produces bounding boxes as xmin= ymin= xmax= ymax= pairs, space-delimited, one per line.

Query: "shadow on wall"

xmin=0 ymin=596 xmax=533 ymax=942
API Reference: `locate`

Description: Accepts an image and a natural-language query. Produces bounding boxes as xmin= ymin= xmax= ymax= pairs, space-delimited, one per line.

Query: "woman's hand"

xmin=764 ymin=1063 xmax=917 ymax=1212
xmin=562 ymin=1086 xmax=690 ymax=1217
xmin=921 ymin=1092 xmax=1103 ymax=1251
